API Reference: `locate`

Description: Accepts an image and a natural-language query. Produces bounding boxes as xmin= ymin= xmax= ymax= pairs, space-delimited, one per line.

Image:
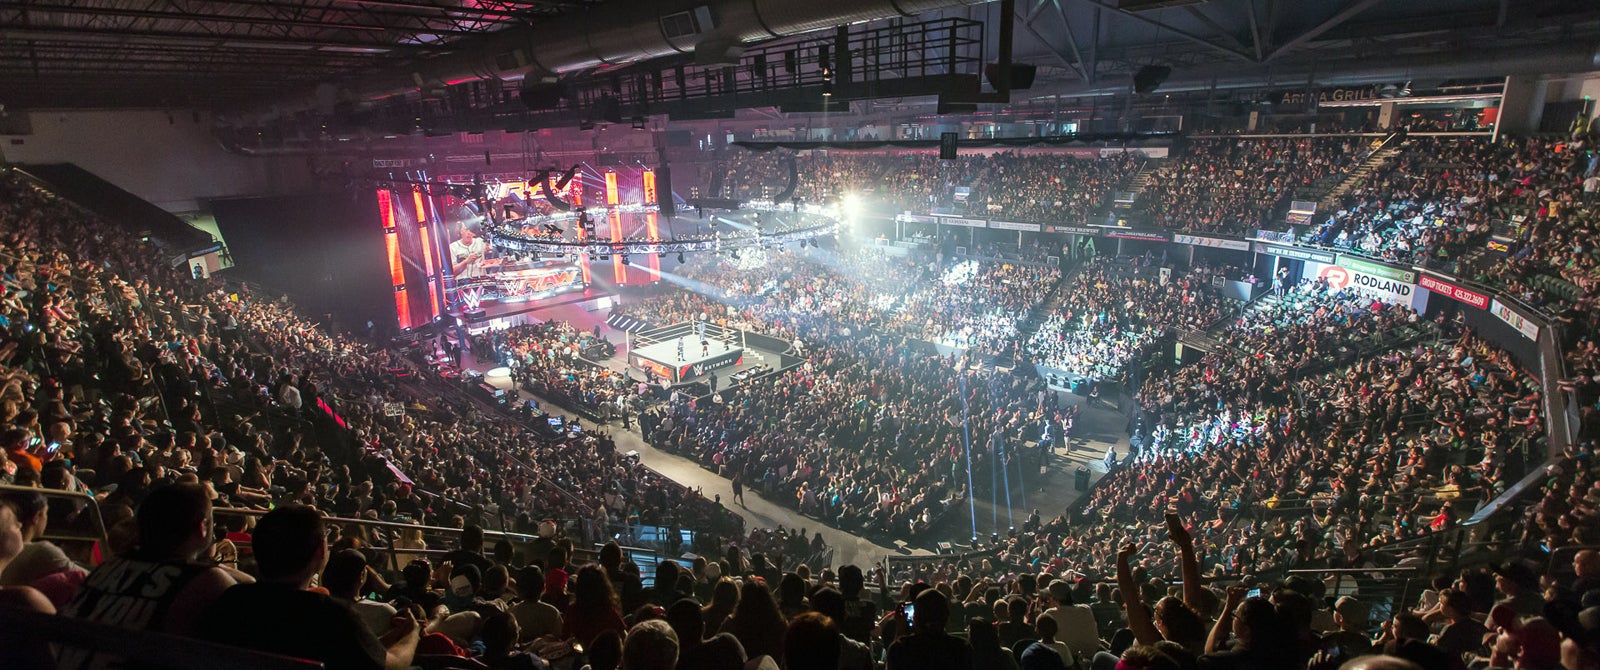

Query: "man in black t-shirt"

xmin=836 ymin=564 xmax=878 ymax=645
xmin=59 ymin=483 xmax=245 ymax=670
xmin=885 ymin=589 xmax=972 ymax=670
xmin=666 ymin=598 xmax=746 ymax=670
xmin=444 ymin=524 xmax=495 ymax=574
xmin=199 ymin=505 xmax=420 ymax=670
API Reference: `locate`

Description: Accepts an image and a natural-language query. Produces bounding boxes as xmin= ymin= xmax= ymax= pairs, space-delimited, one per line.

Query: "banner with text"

xmin=1045 ymin=225 xmax=1100 ymax=236
xmin=1418 ymin=274 xmax=1491 ymax=309
xmin=1255 ymin=230 xmax=1297 ymax=244
xmin=989 ymin=220 xmax=1043 ymax=232
xmin=1491 ymin=298 xmax=1541 ymax=340
xmin=1253 ymin=242 xmax=1336 ymax=264
xmin=1305 ymin=260 xmax=1422 ymax=309
xmin=1173 ymin=234 xmax=1251 ymax=251
xmin=1106 ymin=229 xmax=1171 ymax=242
xmin=1336 ymin=255 xmax=1417 ymax=283
xmin=940 ymin=217 xmax=987 ymax=228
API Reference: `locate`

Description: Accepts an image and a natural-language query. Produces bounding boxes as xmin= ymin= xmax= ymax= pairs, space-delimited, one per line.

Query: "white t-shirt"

xmin=450 ymin=237 xmax=489 ymax=278
xmin=1044 ymin=604 xmax=1101 ymax=659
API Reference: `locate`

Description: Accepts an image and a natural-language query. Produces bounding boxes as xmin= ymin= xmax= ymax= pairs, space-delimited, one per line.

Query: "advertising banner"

xmin=1336 ymin=255 xmax=1417 ymax=283
xmin=1173 ymin=234 xmax=1251 ymax=251
xmin=1253 ymin=242 xmax=1336 ymax=264
xmin=941 ymin=217 xmax=987 ymax=228
xmin=1255 ymin=230 xmax=1297 ymax=244
xmin=1491 ymin=299 xmax=1541 ymax=341
xmin=1106 ymin=229 xmax=1171 ymax=242
xmin=1306 ymin=260 xmax=1418 ymax=307
xmin=1418 ymin=274 xmax=1490 ymax=309
xmin=1046 ymin=225 xmax=1100 ymax=235
xmin=990 ymin=220 xmax=1042 ymax=232
xmin=897 ymin=213 xmax=938 ymax=223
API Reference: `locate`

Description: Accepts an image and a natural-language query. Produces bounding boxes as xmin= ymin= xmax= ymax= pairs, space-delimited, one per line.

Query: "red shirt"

xmin=6 ymin=447 xmax=41 ymax=475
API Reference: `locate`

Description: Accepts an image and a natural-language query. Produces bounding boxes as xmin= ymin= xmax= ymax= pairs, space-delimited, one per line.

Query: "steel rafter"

xmin=0 ymin=23 xmax=450 ymax=49
xmin=1074 ymin=0 xmax=1256 ymax=63
xmin=1264 ymin=0 xmax=1387 ymax=62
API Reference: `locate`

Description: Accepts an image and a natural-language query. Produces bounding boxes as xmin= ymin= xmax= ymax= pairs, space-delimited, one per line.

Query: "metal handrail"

xmin=210 ymin=506 xmax=540 ymax=542
xmin=0 ymin=608 xmax=323 ymax=670
xmin=0 ymin=483 xmax=109 ymax=547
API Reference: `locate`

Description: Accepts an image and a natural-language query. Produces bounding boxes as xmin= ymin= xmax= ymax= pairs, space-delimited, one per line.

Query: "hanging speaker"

xmin=940 ymin=132 xmax=958 ymax=160
xmin=1133 ymin=65 xmax=1171 ymax=94
xmin=984 ymin=63 xmax=1038 ymax=90
xmin=518 ymin=79 xmax=566 ymax=110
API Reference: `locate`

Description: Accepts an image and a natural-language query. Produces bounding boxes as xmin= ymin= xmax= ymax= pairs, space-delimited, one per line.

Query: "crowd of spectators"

xmin=642 ymin=327 xmax=1061 ymax=538
xmin=1143 ymin=137 xmax=1366 ymax=234
xmin=1027 ymin=259 xmax=1234 ymax=381
xmin=9 ymin=122 xmax=1600 ymax=670
xmin=714 ymin=149 xmax=1140 ymax=224
xmin=1307 ymin=137 xmax=1572 ymax=267
xmin=615 ymin=247 xmax=1058 ymax=357
xmin=496 ymin=321 xmax=635 ymax=418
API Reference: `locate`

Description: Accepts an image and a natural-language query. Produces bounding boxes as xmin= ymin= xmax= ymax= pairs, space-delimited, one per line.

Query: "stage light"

xmin=677 ymin=252 xmax=685 ymax=263
xmin=840 ymin=193 xmax=862 ymax=221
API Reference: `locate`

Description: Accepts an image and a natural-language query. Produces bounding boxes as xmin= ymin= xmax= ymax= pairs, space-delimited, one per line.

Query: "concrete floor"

xmin=467 ymin=301 xmax=1126 ymax=567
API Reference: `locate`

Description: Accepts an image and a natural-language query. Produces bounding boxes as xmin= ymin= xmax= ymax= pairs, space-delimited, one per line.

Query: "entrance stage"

xmin=627 ymin=321 xmax=745 ymax=383
xmin=458 ymin=286 xmax=617 ymax=329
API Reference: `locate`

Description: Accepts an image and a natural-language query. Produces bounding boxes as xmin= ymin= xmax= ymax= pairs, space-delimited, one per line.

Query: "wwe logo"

xmin=461 ymin=287 xmax=484 ymax=310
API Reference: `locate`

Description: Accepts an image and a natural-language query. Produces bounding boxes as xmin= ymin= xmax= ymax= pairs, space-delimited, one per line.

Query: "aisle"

xmin=460 ymin=308 xmax=1125 ymax=567
xmin=468 ymin=353 xmax=923 ymax=568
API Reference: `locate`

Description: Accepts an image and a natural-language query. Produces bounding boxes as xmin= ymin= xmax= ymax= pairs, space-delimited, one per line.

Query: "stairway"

xmin=1120 ymin=160 xmax=1160 ymax=207
xmin=1321 ymin=141 xmax=1404 ymax=209
xmin=994 ymin=263 xmax=1078 ymax=369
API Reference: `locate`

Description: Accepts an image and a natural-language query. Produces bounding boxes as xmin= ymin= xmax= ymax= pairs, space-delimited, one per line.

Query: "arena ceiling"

xmin=0 ymin=0 xmax=601 ymax=109
xmin=0 ymin=0 xmax=1596 ymax=112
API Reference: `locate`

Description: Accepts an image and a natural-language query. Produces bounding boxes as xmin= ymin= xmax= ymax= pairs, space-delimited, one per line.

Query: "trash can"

xmin=1074 ymin=466 xmax=1091 ymax=491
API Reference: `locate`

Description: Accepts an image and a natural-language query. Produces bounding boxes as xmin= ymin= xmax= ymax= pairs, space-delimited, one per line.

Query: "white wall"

xmin=0 ymin=110 xmax=310 ymax=212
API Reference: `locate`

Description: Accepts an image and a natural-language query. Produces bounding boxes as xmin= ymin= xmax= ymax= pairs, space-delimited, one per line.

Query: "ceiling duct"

xmin=1026 ymin=41 xmax=1600 ymax=100
xmin=271 ymin=0 xmax=994 ymax=114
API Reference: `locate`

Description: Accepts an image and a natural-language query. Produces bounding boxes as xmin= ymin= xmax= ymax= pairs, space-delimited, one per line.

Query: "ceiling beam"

xmin=1074 ymin=0 xmax=1256 ymax=63
xmin=1048 ymin=0 xmax=1090 ymax=81
xmin=1016 ymin=1 xmax=1086 ymax=80
xmin=1265 ymin=0 xmax=1386 ymax=62
xmin=0 ymin=2 xmax=481 ymax=36
xmin=1182 ymin=5 xmax=1252 ymax=57
xmin=1245 ymin=0 xmax=1264 ymax=61
xmin=0 ymin=23 xmax=449 ymax=50
xmin=335 ymin=0 xmax=541 ymax=18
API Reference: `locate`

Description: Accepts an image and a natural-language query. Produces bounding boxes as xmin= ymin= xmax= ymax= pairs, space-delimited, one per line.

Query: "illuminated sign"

xmin=1418 ymin=274 xmax=1490 ymax=309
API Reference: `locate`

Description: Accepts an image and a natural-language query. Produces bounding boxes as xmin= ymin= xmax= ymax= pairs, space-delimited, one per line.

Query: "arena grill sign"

xmin=1275 ymin=85 xmax=1384 ymax=105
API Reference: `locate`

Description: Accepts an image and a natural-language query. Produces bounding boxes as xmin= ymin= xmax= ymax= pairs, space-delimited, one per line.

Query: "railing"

xmin=211 ymin=506 xmax=550 ymax=574
xmin=0 ymin=484 xmax=108 ymax=562
xmin=0 ymin=608 xmax=323 ymax=670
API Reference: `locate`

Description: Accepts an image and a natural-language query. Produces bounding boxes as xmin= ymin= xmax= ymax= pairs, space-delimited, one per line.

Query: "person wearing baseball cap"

xmin=1494 ymin=562 xmax=1544 ymax=617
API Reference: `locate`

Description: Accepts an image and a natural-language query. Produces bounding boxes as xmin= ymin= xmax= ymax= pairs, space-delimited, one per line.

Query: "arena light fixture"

xmin=840 ymin=193 xmax=863 ymax=221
